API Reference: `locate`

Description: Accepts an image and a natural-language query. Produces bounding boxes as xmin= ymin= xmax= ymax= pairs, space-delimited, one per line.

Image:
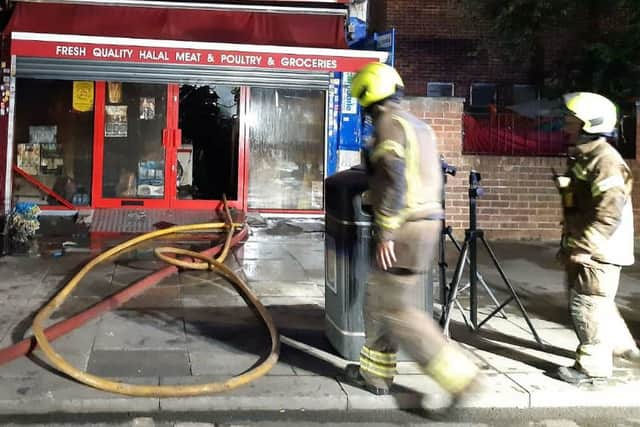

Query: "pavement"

xmin=0 ymin=214 xmax=639 ymax=421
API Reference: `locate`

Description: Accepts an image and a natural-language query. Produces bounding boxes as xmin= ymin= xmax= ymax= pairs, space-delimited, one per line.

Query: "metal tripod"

xmin=439 ymin=170 xmax=543 ymax=346
xmin=438 ymin=159 xmax=507 ymax=331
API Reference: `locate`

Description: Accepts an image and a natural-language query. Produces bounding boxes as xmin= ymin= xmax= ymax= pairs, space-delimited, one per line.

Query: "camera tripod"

xmin=438 ymin=160 xmax=506 ymax=332
xmin=439 ymin=169 xmax=543 ymax=346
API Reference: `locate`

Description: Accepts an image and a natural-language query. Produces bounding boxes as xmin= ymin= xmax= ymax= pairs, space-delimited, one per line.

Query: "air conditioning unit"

xmin=512 ymin=84 xmax=538 ymax=104
xmin=470 ymin=83 xmax=497 ymax=107
xmin=427 ymin=82 xmax=454 ymax=97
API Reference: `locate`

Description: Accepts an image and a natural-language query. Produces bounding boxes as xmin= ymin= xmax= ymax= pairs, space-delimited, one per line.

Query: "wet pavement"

xmin=0 ymin=214 xmax=639 ymax=420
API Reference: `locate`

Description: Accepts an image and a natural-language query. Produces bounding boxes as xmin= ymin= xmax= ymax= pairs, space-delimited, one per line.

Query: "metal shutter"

xmin=15 ymin=57 xmax=331 ymax=89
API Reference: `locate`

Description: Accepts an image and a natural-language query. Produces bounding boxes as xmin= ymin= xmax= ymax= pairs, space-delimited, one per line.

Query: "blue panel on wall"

xmin=326 ymin=72 xmax=341 ymax=176
xmin=350 ymin=28 xmax=396 ymax=66
xmin=338 ymin=72 xmax=361 ymax=152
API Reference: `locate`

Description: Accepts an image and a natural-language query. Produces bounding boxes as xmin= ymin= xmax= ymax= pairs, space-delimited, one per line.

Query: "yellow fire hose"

xmin=31 ymin=203 xmax=281 ymax=397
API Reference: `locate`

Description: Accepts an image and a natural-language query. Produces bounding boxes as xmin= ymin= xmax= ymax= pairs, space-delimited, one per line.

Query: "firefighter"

xmin=349 ymin=62 xmax=480 ymax=404
xmin=555 ymin=92 xmax=640 ymax=384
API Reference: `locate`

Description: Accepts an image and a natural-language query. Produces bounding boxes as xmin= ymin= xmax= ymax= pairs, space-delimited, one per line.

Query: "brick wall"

xmin=404 ymin=97 xmax=640 ymax=240
xmin=371 ymin=0 xmax=529 ymax=98
xmin=371 ymin=0 xmax=577 ymax=99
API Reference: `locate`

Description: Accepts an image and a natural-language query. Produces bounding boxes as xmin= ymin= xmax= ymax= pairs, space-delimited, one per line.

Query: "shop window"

xmin=247 ymin=87 xmax=326 ymax=210
xmin=427 ymin=82 xmax=454 ymax=97
xmin=100 ymin=82 xmax=167 ymax=200
xmin=14 ymin=79 xmax=95 ymax=206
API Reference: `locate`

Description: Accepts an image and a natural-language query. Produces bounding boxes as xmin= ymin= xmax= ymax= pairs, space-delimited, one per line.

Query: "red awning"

xmin=3 ymin=2 xmax=347 ymax=49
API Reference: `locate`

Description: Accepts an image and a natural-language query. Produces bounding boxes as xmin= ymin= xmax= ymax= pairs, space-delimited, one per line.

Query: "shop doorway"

xmin=93 ymin=81 xmax=171 ymax=208
xmin=92 ymin=82 xmax=245 ymax=210
xmin=175 ymin=84 xmax=240 ymax=206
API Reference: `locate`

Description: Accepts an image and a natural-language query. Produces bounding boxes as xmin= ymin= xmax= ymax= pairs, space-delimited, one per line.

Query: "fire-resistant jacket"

xmin=367 ymin=100 xmax=443 ymax=242
xmin=561 ymin=137 xmax=634 ymax=266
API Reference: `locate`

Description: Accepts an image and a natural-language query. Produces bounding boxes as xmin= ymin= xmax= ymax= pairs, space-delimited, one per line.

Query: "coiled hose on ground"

xmin=27 ymin=202 xmax=281 ymax=397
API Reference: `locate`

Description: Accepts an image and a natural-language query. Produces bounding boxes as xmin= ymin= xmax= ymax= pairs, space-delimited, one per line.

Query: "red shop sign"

xmin=11 ymin=36 xmax=386 ymax=73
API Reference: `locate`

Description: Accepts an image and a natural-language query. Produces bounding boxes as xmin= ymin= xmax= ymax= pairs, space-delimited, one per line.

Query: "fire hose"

xmin=11 ymin=202 xmax=281 ymax=397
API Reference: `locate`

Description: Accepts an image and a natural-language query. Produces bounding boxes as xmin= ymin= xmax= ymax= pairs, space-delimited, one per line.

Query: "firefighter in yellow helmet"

xmin=349 ymin=62 xmax=480 ymax=406
xmin=555 ymin=92 xmax=640 ymax=384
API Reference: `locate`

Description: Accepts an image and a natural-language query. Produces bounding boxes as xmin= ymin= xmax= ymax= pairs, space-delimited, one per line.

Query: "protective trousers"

xmin=567 ymin=261 xmax=637 ymax=377
xmin=359 ymin=222 xmax=478 ymax=394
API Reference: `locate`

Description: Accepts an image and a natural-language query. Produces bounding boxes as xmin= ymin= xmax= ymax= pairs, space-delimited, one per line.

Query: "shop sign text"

xmin=18 ymin=41 xmax=364 ymax=72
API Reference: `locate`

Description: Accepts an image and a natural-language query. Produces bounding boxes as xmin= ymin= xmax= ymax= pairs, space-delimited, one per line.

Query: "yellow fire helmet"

xmin=562 ymin=92 xmax=618 ymax=135
xmin=351 ymin=62 xmax=405 ymax=108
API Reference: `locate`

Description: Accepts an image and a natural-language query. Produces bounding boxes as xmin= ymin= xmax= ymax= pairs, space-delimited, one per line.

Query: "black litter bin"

xmin=324 ymin=165 xmax=433 ymax=361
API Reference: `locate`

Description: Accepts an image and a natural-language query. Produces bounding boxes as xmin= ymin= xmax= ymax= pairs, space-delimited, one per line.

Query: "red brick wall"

xmin=405 ymin=97 xmax=640 ymax=240
xmin=371 ymin=0 xmax=530 ymax=98
xmin=371 ymin=0 xmax=577 ymax=99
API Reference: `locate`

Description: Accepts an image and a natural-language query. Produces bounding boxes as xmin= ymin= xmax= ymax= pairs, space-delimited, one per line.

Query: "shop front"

xmin=1 ymin=1 xmax=385 ymax=216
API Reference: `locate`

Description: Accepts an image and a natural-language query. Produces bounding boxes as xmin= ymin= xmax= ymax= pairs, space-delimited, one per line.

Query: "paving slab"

xmin=188 ymin=350 xmax=295 ymax=376
xmin=184 ymin=322 xmax=268 ymax=354
xmin=0 ymin=256 xmax=50 ymax=285
xmin=236 ymin=242 xmax=293 ymax=260
xmin=40 ymin=375 xmax=160 ymax=414
xmin=0 ymin=375 xmax=47 ymax=414
xmin=88 ymin=349 xmax=191 ymax=377
xmin=258 ymin=296 xmax=325 ymax=308
xmin=93 ymin=310 xmax=186 ymax=350
xmin=508 ymin=370 xmax=640 ymax=408
xmin=0 ymin=305 xmax=31 ymax=347
xmin=19 ymin=317 xmax=100 ymax=354
xmin=340 ymin=371 xmax=529 ymax=411
xmin=159 ymin=375 xmax=347 ymax=412
xmin=48 ymin=296 xmax=104 ymax=321
xmin=179 ymin=277 xmax=235 ymax=296
xmin=182 ymin=306 xmax=260 ymax=324
xmin=247 ymin=281 xmax=323 ymax=298
xmin=241 ymin=259 xmax=307 ymax=283
xmin=0 ymin=375 xmax=159 ymax=414
xmin=181 ymin=294 xmax=247 ymax=309
xmin=0 ymin=350 xmax=91 ymax=378
xmin=120 ymin=286 xmax=183 ymax=310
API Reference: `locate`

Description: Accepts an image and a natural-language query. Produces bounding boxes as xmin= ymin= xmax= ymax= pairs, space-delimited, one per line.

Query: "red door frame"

xmin=92 ymin=82 xmax=246 ymax=211
xmin=170 ymin=84 xmax=246 ymax=212
xmin=92 ymin=81 xmax=172 ymax=209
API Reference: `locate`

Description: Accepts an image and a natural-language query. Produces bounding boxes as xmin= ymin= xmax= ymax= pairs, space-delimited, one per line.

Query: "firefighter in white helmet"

xmin=349 ymin=62 xmax=480 ymax=406
xmin=555 ymin=92 xmax=640 ymax=384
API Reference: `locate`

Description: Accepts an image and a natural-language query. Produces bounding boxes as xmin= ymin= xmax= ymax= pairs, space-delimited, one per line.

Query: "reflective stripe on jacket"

xmin=367 ymin=101 xmax=443 ymax=241
xmin=562 ymin=137 xmax=634 ymax=266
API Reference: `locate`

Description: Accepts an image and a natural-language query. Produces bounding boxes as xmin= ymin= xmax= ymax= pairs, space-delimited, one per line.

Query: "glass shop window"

xmin=13 ymin=79 xmax=95 ymax=206
xmin=247 ymin=88 xmax=326 ymax=210
xmin=100 ymin=82 xmax=167 ymax=199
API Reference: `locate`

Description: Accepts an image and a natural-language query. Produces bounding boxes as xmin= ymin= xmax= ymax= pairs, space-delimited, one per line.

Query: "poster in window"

xmin=107 ymin=82 xmax=122 ymax=104
xmin=105 ymin=105 xmax=128 ymax=137
xmin=16 ymin=144 xmax=40 ymax=175
xmin=139 ymin=97 xmax=155 ymax=120
xmin=72 ymin=81 xmax=94 ymax=112
xmin=29 ymin=125 xmax=57 ymax=144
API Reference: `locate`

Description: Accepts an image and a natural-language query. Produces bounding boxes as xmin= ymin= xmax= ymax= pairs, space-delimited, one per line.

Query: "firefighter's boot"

xmin=423 ymin=344 xmax=480 ymax=410
xmin=344 ymin=363 xmax=391 ymax=395
xmin=556 ymin=365 xmax=606 ymax=385
xmin=617 ymin=348 xmax=640 ymax=365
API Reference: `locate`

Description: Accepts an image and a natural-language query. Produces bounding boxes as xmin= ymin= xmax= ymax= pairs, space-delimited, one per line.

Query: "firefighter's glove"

xmin=376 ymin=240 xmax=396 ymax=271
xmin=568 ymin=252 xmax=594 ymax=266
xmin=553 ymin=175 xmax=573 ymax=207
xmin=553 ymin=175 xmax=571 ymax=191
